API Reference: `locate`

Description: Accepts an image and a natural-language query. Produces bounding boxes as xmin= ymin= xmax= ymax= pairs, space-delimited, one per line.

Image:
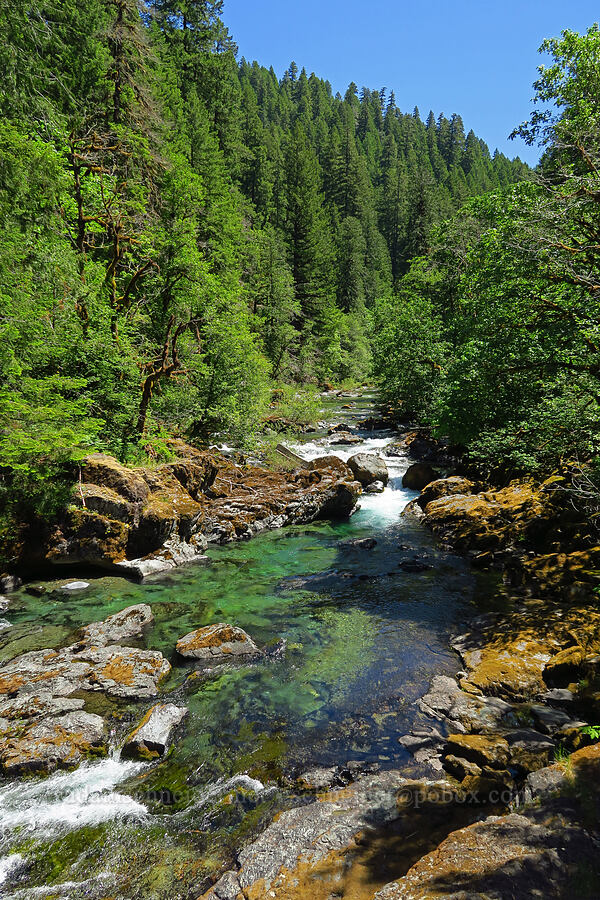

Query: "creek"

xmin=0 ymin=392 xmax=486 ymax=898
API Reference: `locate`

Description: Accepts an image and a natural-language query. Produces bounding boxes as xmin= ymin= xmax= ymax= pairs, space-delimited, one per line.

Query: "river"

xmin=0 ymin=392 xmax=484 ymax=898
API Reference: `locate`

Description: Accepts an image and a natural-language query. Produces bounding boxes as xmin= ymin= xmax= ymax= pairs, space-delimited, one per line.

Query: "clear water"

xmin=0 ymin=394 xmax=480 ymax=898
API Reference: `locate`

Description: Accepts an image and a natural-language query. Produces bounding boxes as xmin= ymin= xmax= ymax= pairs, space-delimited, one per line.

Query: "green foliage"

xmin=0 ymin=0 xmax=529 ymax=542
xmin=373 ymin=23 xmax=600 ymax=482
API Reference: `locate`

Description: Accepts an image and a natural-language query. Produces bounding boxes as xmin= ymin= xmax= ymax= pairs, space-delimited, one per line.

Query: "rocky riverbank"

xmin=5 ymin=441 xmax=361 ymax=583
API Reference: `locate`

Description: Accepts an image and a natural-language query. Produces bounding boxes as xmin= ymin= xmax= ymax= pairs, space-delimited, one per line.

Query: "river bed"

xmin=0 ymin=393 xmax=492 ymax=898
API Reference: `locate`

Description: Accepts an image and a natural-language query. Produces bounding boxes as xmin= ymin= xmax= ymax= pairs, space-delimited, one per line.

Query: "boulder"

xmin=176 ymin=623 xmax=260 ymax=663
xmin=1 ymin=710 xmax=105 ymax=775
xmin=79 ymin=603 xmax=154 ymax=647
xmin=365 ymin=480 xmax=385 ymax=493
xmin=402 ymin=463 xmax=437 ymax=491
xmin=329 ymin=432 xmax=361 ymax=445
xmin=328 ymin=423 xmax=355 ymax=435
xmin=122 ymin=703 xmax=188 ymax=759
xmin=347 ymin=453 xmax=389 ymax=487
xmin=444 ymin=733 xmax=510 ymax=769
xmin=418 ymin=476 xmax=475 ymax=509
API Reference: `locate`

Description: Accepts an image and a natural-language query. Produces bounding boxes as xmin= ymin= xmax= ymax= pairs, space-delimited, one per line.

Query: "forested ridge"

xmin=1 ymin=0 xmax=598 ymax=548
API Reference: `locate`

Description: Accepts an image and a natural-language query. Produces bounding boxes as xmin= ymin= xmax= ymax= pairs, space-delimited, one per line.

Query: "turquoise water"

xmin=0 ymin=396 xmax=481 ymax=898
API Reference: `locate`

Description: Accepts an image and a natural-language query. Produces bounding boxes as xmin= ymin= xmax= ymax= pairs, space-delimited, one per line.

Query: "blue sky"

xmin=222 ymin=0 xmax=599 ymax=165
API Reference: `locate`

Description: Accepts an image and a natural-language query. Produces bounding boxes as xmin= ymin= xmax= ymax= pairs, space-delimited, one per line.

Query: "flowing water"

xmin=0 ymin=393 xmax=487 ymax=898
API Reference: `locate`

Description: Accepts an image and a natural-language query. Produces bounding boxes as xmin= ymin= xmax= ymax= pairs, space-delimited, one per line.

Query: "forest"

xmin=0 ymin=0 xmax=598 ymax=536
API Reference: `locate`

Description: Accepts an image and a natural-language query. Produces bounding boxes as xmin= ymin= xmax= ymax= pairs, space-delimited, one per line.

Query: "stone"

xmin=398 ymin=559 xmax=431 ymax=573
xmin=402 ymin=463 xmax=437 ymax=491
xmin=1 ymin=710 xmax=105 ymax=775
xmin=176 ymin=623 xmax=260 ymax=663
xmin=327 ymin=423 xmax=355 ymax=434
xmin=0 ymin=575 xmax=22 ymax=593
xmin=522 ymin=766 xmax=567 ymax=804
xmin=122 ymin=703 xmax=188 ymax=759
xmin=365 ymin=480 xmax=385 ymax=493
xmin=544 ymin=645 xmax=586 ymax=686
xmin=62 ymin=581 xmax=90 ymax=591
xmin=444 ymin=733 xmax=510 ymax=769
xmin=329 ymin=432 xmax=361 ymax=445
xmin=443 ymin=753 xmax=482 ymax=780
xmin=23 ymin=445 xmax=361 ymax=579
xmin=79 ymin=604 xmax=154 ymax=647
xmin=529 ymin=704 xmax=574 ymax=734
xmin=339 ymin=537 xmax=377 ymax=550
xmin=374 ymin=810 xmax=598 ymax=900
xmin=418 ymin=476 xmax=475 ymax=509
xmin=347 ymin=452 xmax=389 ymax=486
xmin=418 ymin=674 xmax=514 ymax=734
xmin=203 ymin=770 xmax=413 ymax=900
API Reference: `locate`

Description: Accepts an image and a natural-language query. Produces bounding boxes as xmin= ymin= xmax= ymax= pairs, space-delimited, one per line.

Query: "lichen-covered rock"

xmin=347 ymin=452 xmax=389 ymax=486
xmin=417 ymin=476 xmax=475 ymax=509
xmin=1 ymin=710 xmax=105 ymax=775
xmin=444 ymin=733 xmax=510 ymax=769
xmin=122 ymin=703 xmax=188 ymax=759
xmin=79 ymin=603 xmax=154 ymax=647
xmin=31 ymin=444 xmax=361 ymax=579
xmin=176 ymin=623 xmax=260 ymax=662
xmin=402 ymin=463 xmax=437 ymax=491
xmin=374 ymin=809 xmax=598 ymax=900
xmin=0 ymin=606 xmax=171 ymax=774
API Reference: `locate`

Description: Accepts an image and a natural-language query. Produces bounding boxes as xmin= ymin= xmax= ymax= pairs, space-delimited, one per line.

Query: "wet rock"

xmin=122 ymin=703 xmax=188 ymax=759
xmin=79 ymin=603 xmax=154 ymax=647
xmin=329 ymin=431 xmax=361 ymax=445
xmin=62 ymin=581 xmax=90 ymax=591
xmin=347 ymin=452 xmax=389 ymax=486
xmin=296 ymin=766 xmax=339 ymax=791
xmin=203 ymin=770 xmax=413 ymax=900
xmin=365 ymin=479 xmax=385 ymax=493
xmin=402 ymin=463 xmax=437 ymax=491
xmin=25 ymin=584 xmax=47 ymax=597
xmin=327 ymin=423 xmax=355 ymax=434
xmin=398 ymin=559 xmax=431 ymax=573
xmin=1 ymin=710 xmax=105 ymax=775
xmin=0 ymin=575 xmax=22 ymax=593
xmin=339 ymin=537 xmax=377 ymax=550
xmin=176 ymin=623 xmax=260 ymax=663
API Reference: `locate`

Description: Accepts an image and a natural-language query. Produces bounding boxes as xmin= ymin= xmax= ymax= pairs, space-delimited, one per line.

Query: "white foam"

xmin=0 ymin=754 xmax=147 ymax=841
xmin=289 ymin=436 xmax=417 ymax=525
xmin=0 ymin=854 xmax=23 ymax=886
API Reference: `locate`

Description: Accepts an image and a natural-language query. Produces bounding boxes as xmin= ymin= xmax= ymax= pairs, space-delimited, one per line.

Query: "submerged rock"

xmin=176 ymin=623 xmax=260 ymax=663
xmin=79 ymin=603 xmax=154 ymax=647
xmin=339 ymin=537 xmax=377 ymax=550
xmin=122 ymin=703 xmax=188 ymax=759
xmin=347 ymin=452 xmax=389 ymax=486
